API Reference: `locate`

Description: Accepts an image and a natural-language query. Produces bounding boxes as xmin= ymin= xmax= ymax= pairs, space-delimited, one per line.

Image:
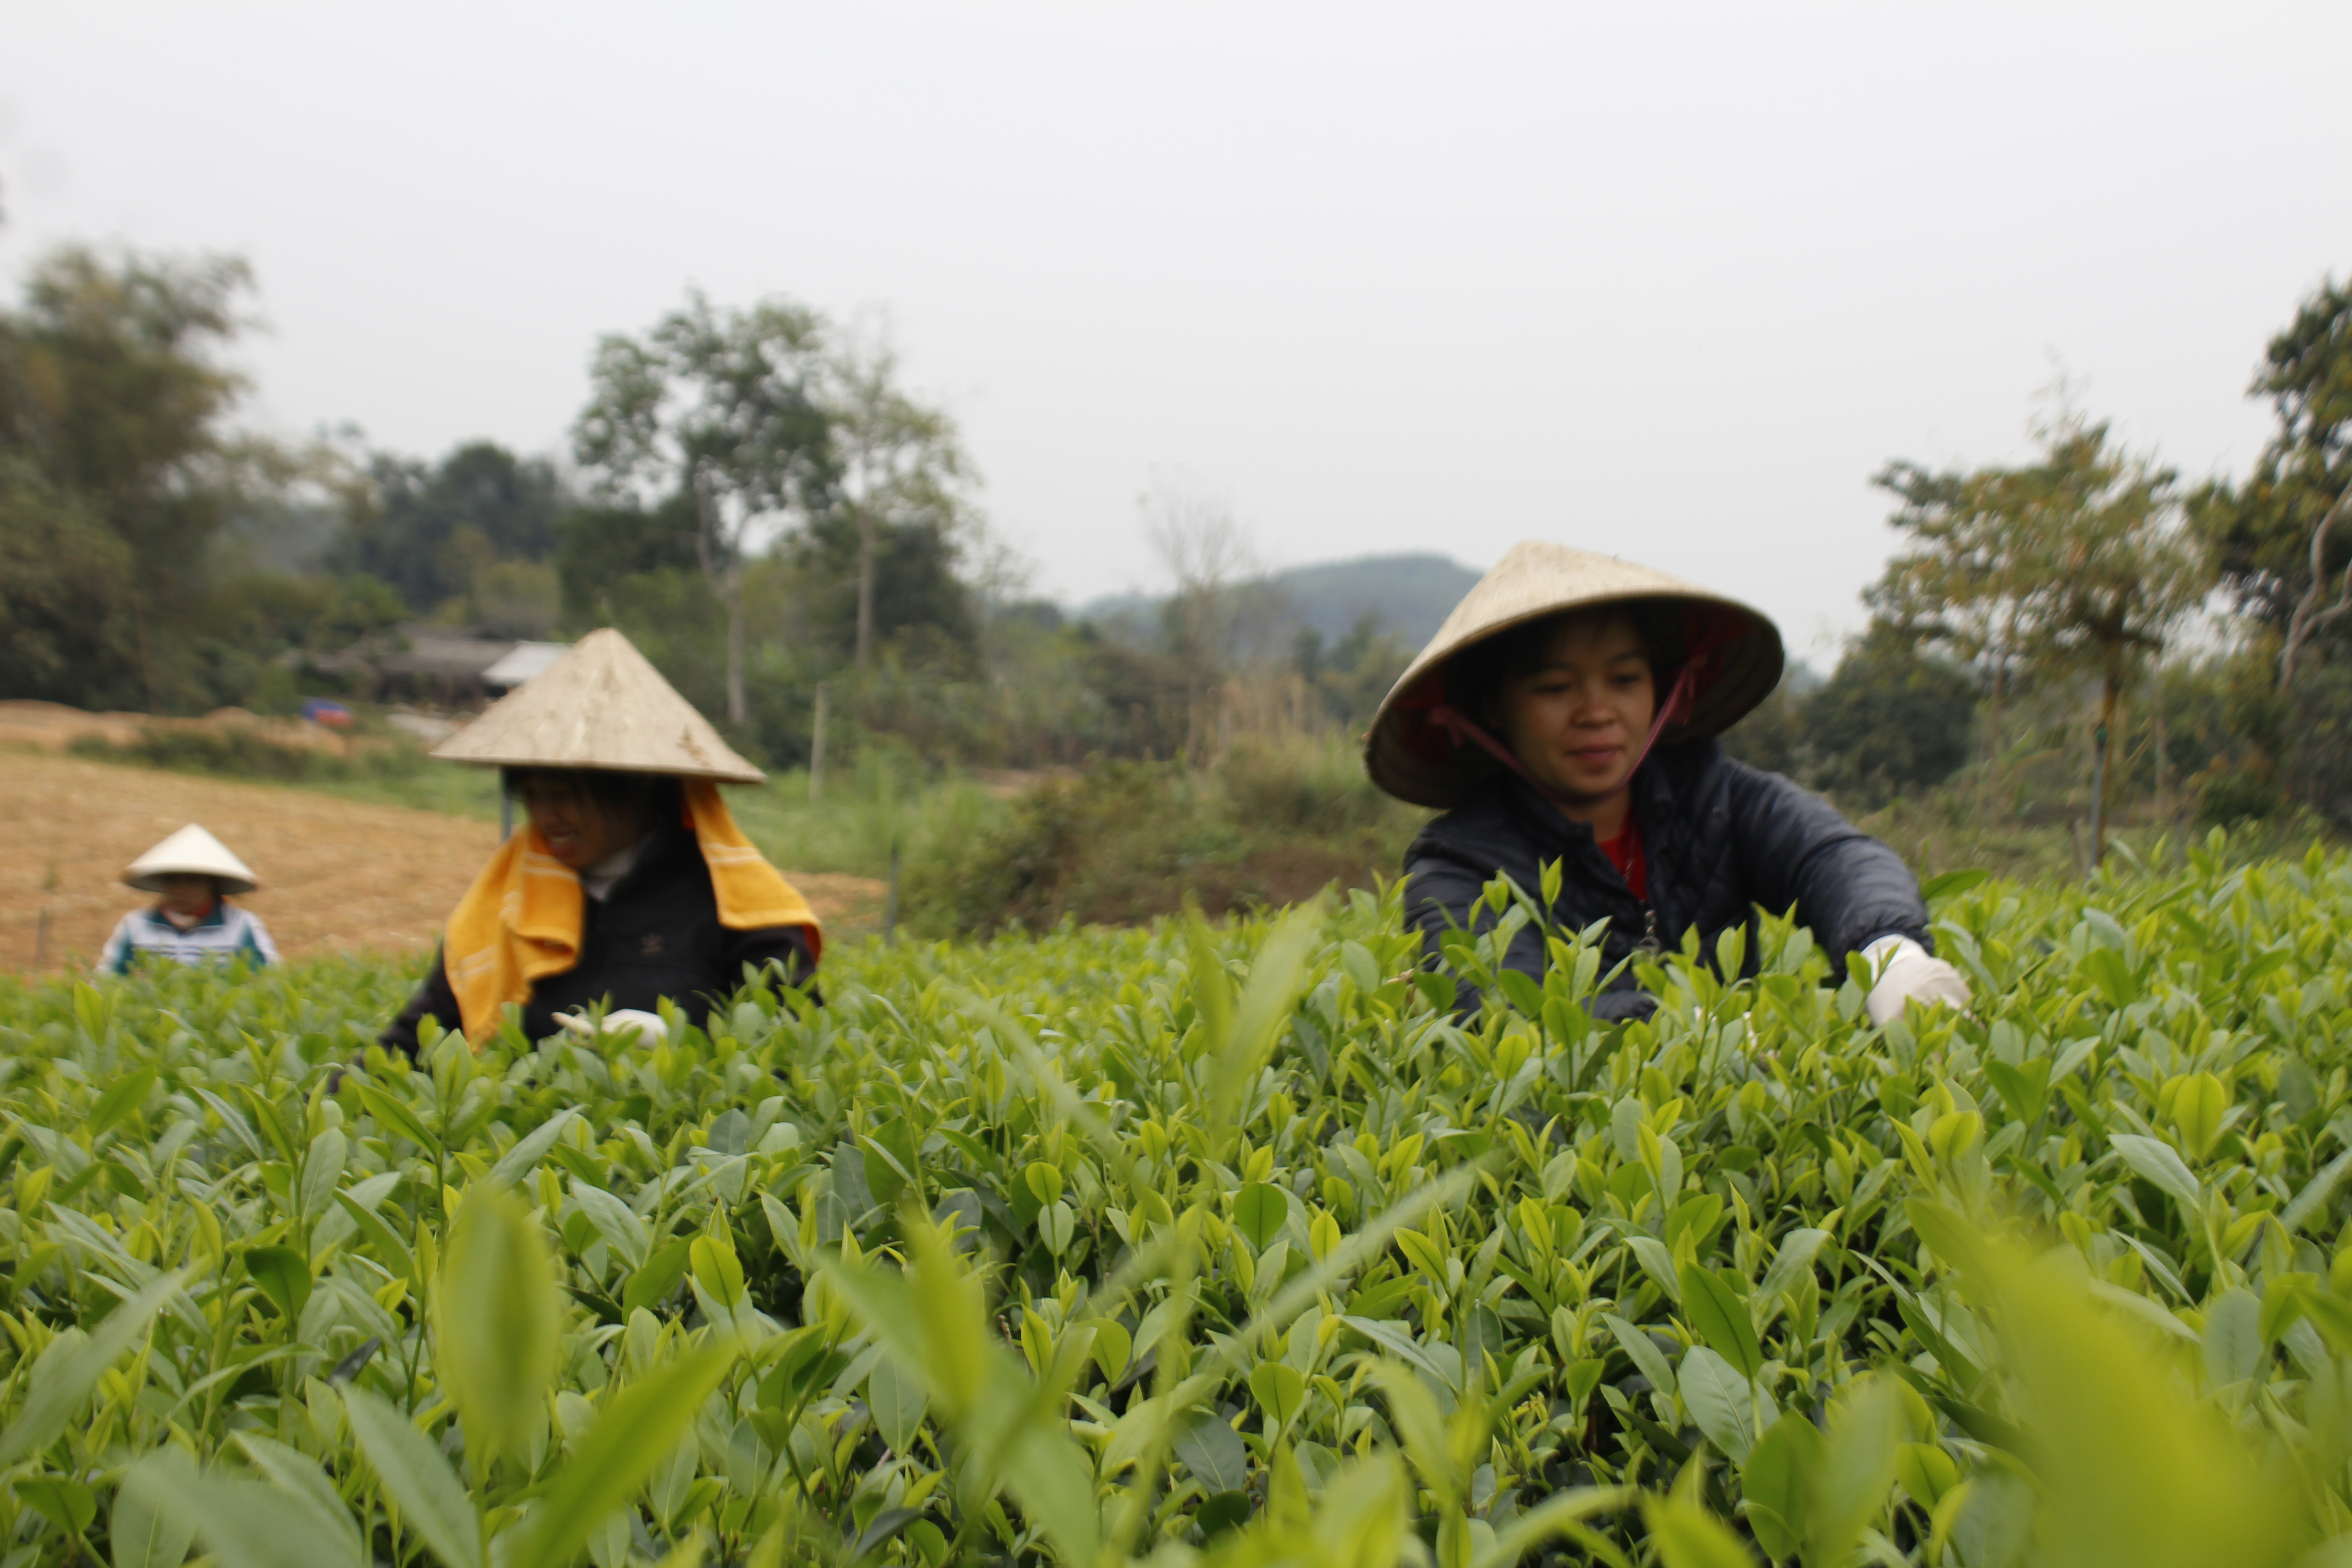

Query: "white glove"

xmin=552 ymin=1008 xmax=669 ymax=1046
xmin=1862 ymin=936 xmax=1971 ymax=1025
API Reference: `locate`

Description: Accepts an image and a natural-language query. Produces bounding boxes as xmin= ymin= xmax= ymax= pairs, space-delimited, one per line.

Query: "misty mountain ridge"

xmin=1074 ymin=551 xmax=1483 ymax=647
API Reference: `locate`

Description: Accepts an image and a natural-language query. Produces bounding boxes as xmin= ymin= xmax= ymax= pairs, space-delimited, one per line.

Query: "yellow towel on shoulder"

xmin=442 ymin=779 xmax=821 ymax=1043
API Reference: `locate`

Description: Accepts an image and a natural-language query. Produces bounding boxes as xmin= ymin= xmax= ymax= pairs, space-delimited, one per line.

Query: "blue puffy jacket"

xmin=1401 ymin=737 xmax=1931 ymax=1019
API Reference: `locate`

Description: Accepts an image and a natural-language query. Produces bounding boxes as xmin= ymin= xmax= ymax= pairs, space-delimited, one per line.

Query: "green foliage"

xmin=67 ymin=727 xmax=431 ymax=787
xmin=5 ymin=838 xmax=2352 ymax=1562
xmin=1724 ymin=632 xmax=1976 ymax=809
xmin=0 ymin=244 xmax=266 ymax=712
xmin=336 ymin=443 xmax=568 ymax=618
xmin=2195 ymin=274 xmax=2352 ymax=634
xmin=905 ymin=744 xmax=1429 ymax=935
xmin=0 ymin=456 xmax=141 ymax=707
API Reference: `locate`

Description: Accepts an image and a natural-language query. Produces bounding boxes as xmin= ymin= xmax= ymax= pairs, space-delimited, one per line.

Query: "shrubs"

xmin=68 ymin=724 xmax=426 ymax=784
xmin=906 ymin=740 xmax=1429 ymax=935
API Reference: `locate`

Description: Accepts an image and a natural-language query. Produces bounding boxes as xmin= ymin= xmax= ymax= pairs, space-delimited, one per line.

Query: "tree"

xmin=1869 ymin=460 xmax=2027 ymax=799
xmin=1801 ymin=628 xmax=1978 ymax=807
xmin=0 ymin=456 xmax=141 ymax=706
xmin=799 ymin=508 xmax=978 ymax=666
xmin=820 ymin=324 xmax=974 ymax=670
xmin=0 ymin=244 xmax=257 ymax=709
xmin=574 ymin=291 xmax=833 ymax=724
xmin=552 ymin=494 xmax=702 ymax=627
xmin=1872 ymin=408 xmax=2210 ymax=865
xmin=336 ymin=441 xmax=564 ymax=614
xmin=2193 ymin=277 xmax=2352 ymax=690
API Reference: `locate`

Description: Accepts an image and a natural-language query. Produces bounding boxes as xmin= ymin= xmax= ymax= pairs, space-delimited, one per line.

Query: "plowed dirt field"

xmin=2 ymin=750 xmax=885 ymax=974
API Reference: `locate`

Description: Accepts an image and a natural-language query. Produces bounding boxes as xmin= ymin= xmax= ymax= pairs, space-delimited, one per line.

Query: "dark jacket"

xmin=1402 ymin=737 xmax=1931 ymax=1019
xmin=381 ymin=823 xmax=819 ymax=1055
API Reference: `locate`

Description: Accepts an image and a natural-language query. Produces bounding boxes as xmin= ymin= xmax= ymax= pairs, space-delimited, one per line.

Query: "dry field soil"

xmin=1 ymin=749 xmax=885 ymax=974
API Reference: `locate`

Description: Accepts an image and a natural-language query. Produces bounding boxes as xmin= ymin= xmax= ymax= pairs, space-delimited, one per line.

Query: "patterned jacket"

xmin=98 ymin=902 xmax=280 ymax=974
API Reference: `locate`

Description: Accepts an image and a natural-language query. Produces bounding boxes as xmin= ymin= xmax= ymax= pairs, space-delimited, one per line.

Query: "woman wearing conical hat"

xmin=1367 ymin=541 xmax=1969 ymax=1024
xmin=97 ymin=825 xmax=281 ymax=974
xmin=379 ymin=629 xmax=822 ymax=1055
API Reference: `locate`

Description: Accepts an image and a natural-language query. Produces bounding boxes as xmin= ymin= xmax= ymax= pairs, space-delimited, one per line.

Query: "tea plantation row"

xmin=2 ymin=836 xmax=2350 ymax=1568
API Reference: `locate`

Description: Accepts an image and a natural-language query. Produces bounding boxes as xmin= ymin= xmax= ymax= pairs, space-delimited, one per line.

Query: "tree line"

xmin=0 ymin=245 xmax=1407 ymax=771
xmin=1730 ymin=276 xmax=2352 ymax=863
xmin=6 ymin=239 xmax=2345 ymax=846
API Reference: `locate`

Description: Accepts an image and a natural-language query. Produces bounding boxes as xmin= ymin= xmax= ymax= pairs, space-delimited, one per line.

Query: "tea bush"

xmin=7 ymin=833 xmax=2352 ymax=1566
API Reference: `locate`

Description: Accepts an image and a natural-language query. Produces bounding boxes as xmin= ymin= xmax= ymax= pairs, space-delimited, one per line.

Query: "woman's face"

xmin=157 ymin=874 xmax=218 ymax=920
xmin=513 ymin=774 xmax=646 ymax=870
xmin=1490 ymin=611 xmax=1657 ymax=805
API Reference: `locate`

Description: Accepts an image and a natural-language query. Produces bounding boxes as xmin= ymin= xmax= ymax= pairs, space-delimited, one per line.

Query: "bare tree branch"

xmin=2278 ymin=486 xmax=2352 ymax=692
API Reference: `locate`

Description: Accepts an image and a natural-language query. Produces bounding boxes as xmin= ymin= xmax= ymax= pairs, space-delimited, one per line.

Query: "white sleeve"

xmin=242 ymin=909 xmax=282 ymax=966
xmin=95 ymin=915 xmax=135 ymax=976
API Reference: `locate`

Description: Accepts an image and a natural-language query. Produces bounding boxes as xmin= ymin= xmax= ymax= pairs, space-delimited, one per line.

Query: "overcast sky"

xmin=5 ymin=4 xmax=2347 ymax=657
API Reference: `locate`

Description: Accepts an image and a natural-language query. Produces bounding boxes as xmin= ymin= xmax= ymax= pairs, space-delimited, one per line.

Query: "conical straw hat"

xmin=431 ymin=628 xmax=765 ymax=784
xmin=1365 ymin=540 xmax=1784 ymax=808
xmin=126 ymin=824 xmax=260 ymax=895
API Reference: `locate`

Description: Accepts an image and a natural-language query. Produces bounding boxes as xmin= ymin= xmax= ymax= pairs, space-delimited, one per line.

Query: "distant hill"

xmin=1268 ymin=553 xmax=1482 ymax=646
xmin=1074 ymin=551 xmax=1482 ymax=646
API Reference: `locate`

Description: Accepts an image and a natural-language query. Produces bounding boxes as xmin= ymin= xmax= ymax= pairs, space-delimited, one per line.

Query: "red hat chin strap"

xmin=1425 ymin=659 xmax=1700 ymax=804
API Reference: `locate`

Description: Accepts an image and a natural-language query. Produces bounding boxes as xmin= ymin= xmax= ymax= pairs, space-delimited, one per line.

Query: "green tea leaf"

xmin=353 ymin=1080 xmax=441 ymax=1155
xmin=1086 ymin=1316 xmax=1132 ymax=1385
xmin=0 ymin=1268 xmax=180 ymax=1466
xmin=1234 ymin=1181 xmax=1291 ymax=1251
xmin=1741 ymin=1409 xmax=1821 ymax=1559
xmin=2283 ymin=1148 xmax=2352 ymax=1234
xmin=20 ymin=1474 xmax=95 ymax=1537
xmin=341 ymin=1387 xmax=482 ymax=1568
xmin=334 ymin=1189 xmax=419 ymax=1285
xmin=568 ymin=1179 xmax=649 ymax=1271
xmin=2111 ymin=1133 xmax=2203 ymax=1211
xmin=1174 ymin=1406 xmax=1252 ymax=1494
xmin=110 ymin=1466 xmax=197 ymax=1568
xmin=434 ymin=1185 xmax=560 ymax=1464
xmin=232 ymin=1433 xmax=366 ymax=1563
xmin=1602 ymin=1313 xmax=1677 ymax=1400
xmin=508 ymin=1346 xmax=735 ymax=1568
xmin=121 ymin=1448 xmax=362 ymax=1568
xmin=623 ymin=1237 xmax=694 ymax=1316
xmin=1628 ymin=1236 xmax=1684 ymax=1304
xmin=1643 ymin=1492 xmax=1757 ymax=1568
xmin=297 ymin=1126 xmax=348 ymax=1225
xmin=1678 ymin=1345 xmax=1754 ymax=1463
xmin=1921 ymin=868 xmax=1990 ymax=903
xmin=1953 ymin=1229 xmax=2301 ymax=1568
xmin=1677 ymin=1261 xmax=1762 ymax=1382
xmin=243 ymin=1245 xmax=311 ymax=1321
xmin=85 ymin=1064 xmax=157 ymax=1138
xmin=1809 ymin=1380 xmax=1900 ymax=1568
xmin=2171 ymin=1073 xmax=2229 ymax=1162
xmin=486 ymin=1109 xmax=580 ymax=1189
xmin=690 ymin=1231 xmax=746 ymax=1310
xmin=2202 ymin=1288 xmax=2262 ymax=1389
xmin=867 ymin=1355 xmax=929 ymax=1454
xmin=1473 ymin=1486 xmax=1637 ymax=1568
xmin=863 ymin=1117 xmax=919 ymax=1207
xmin=1249 ymin=1359 xmax=1307 ymax=1431
xmin=1758 ymin=1227 xmax=1831 ymax=1307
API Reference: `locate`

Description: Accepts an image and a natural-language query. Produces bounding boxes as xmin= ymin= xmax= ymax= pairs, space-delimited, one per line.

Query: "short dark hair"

xmin=1445 ymin=598 xmax=1687 ymax=714
xmin=500 ymin=767 xmax=682 ymax=823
